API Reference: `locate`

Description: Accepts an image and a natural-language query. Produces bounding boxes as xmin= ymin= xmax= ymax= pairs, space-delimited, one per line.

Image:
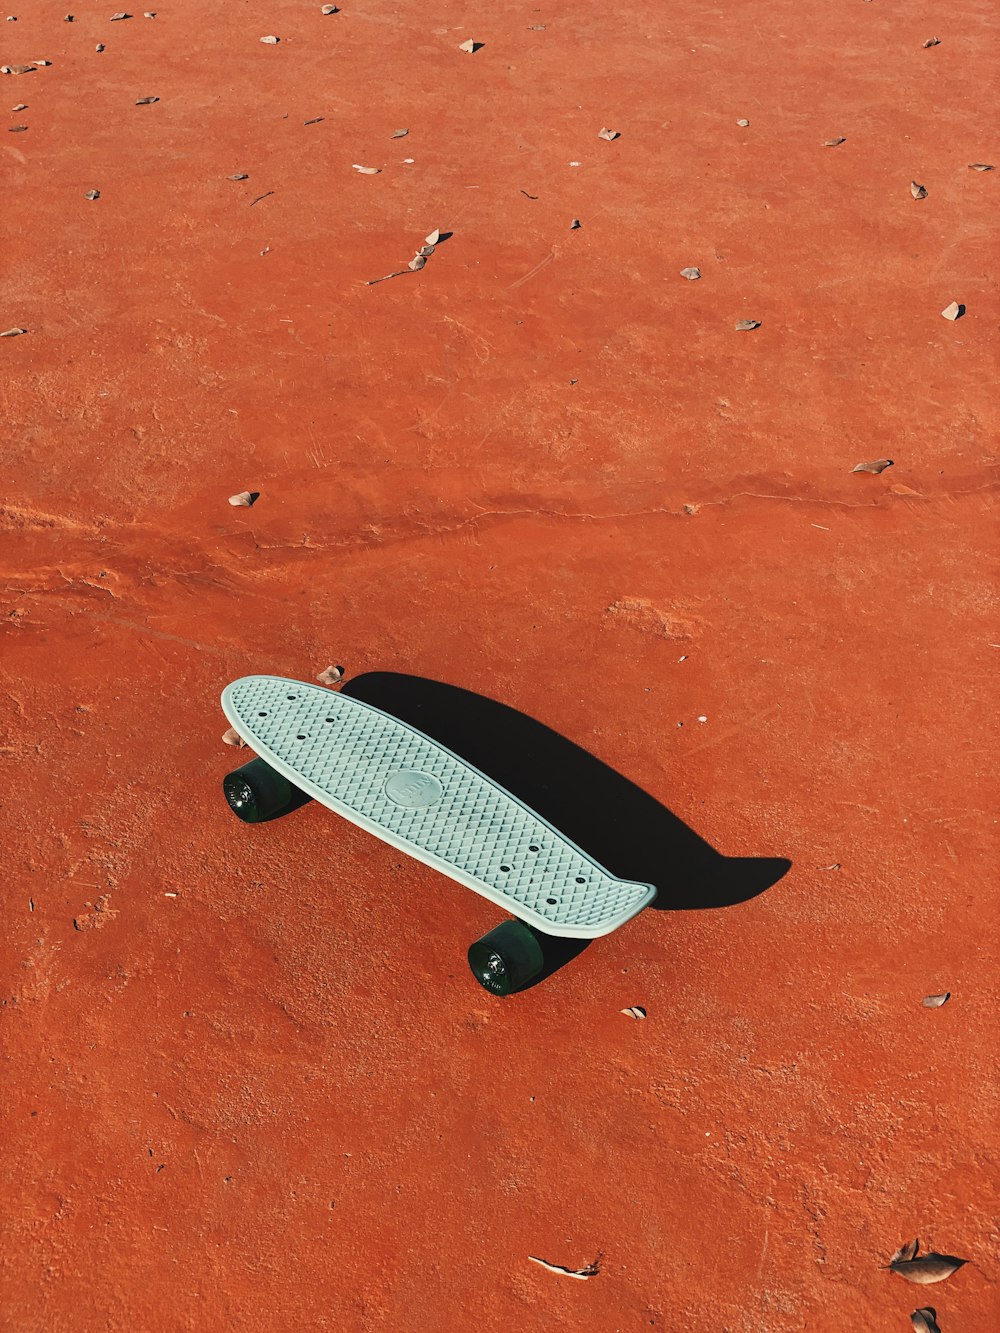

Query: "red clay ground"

xmin=2 ymin=2 xmax=998 ymax=1329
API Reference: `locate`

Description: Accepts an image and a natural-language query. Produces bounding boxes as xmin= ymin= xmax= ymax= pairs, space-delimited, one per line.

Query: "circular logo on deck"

xmin=384 ymin=769 xmax=443 ymax=808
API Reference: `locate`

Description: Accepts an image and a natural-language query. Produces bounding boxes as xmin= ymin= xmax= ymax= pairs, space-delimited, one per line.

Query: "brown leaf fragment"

xmin=352 ymin=164 xmax=380 ymax=174
xmin=620 ymin=1006 xmax=647 ymax=1019
xmin=823 ymin=137 xmax=846 ymax=147
xmin=911 ymin=1309 xmax=940 ymax=1333
xmin=922 ymin=992 xmax=950 ymax=1007
xmin=891 ymin=1239 xmax=920 ymax=1265
xmin=34 ymin=60 xmax=52 ymax=67
xmin=680 ymin=266 xmax=701 ymax=280
xmin=304 ymin=117 xmax=323 ymax=125
xmin=228 ymin=491 xmax=258 ymax=507
xmin=890 ymin=1255 xmax=966 ymax=1285
xmin=820 ymin=862 xmax=841 ymax=871
xmin=95 ymin=43 xmax=105 ymax=51
xmin=8 ymin=124 xmax=27 ymax=131
xmin=227 ymin=173 xmax=248 ymax=181
xmin=597 ymin=127 xmax=620 ymax=141
xmin=968 ymin=163 xmax=994 ymax=171
xmin=135 ymin=95 xmax=158 ymax=105
xmin=249 ymin=191 xmax=274 ymax=206
xmin=390 ymin=128 xmax=408 ymax=138
xmin=910 ymin=181 xmax=927 ymax=200
xmin=85 ymin=188 xmax=100 ymax=200
xmin=528 ymin=24 xmax=546 ymax=30
xmin=408 ymin=255 xmax=427 ymax=271
xmin=735 ymin=319 xmax=761 ymax=331
xmin=222 ymin=727 xmax=247 ymax=748
xmin=321 ymin=3 xmax=339 ymax=12
xmin=109 ymin=12 xmax=131 ymax=20
xmin=143 ymin=10 xmax=156 ymax=16
xmin=458 ymin=39 xmax=481 ymax=53
xmin=941 ymin=300 xmax=964 ymax=320
xmin=3 ymin=65 xmax=36 ymax=74
xmin=416 ymin=244 xmax=435 ymax=258
xmin=737 ymin=118 xmax=750 ymax=127
xmin=316 ymin=665 xmax=344 ymax=685
xmin=921 ymin=37 xmax=940 ymax=48
xmin=0 ymin=327 xmax=27 ymax=336
xmin=12 ymin=103 xmax=27 ymax=110
xmin=852 ymin=458 xmax=893 ymax=474
xmin=570 ymin=218 xmax=581 ymax=229
xmin=425 ymin=228 xmax=441 ymax=245
xmin=260 ymin=35 xmax=279 ymax=44
xmin=529 ymin=1254 xmax=602 ymax=1280
xmin=65 ymin=14 xmax=75 ymax=20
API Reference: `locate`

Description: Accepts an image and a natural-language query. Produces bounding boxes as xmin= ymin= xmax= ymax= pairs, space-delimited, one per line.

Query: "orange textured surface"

xmin=2 ymin=2 xmax=998 ymax=1330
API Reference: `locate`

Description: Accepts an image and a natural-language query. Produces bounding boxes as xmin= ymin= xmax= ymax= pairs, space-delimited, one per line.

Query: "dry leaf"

xmin=222 ymin=727 xmax=247 ymax=748
xmin=0 ymin=327 xmax=27 ymax=337
xmin=2 ymin=65 xmax=36 ymax=74
xmin=528 ymin=24 xmax=546 ymax=29
xmin=228 ymin=491 xmax=258 ymax=507
xmin=597 ymin=127 xmax=620 ymax=141
xmin=143 ymin=10 xmax=155 ymax=16
xmin=910 ymin=181 xmax=928 ymax=200
xmin=823 ymin=137 xmax=846 ymax=147
xmin=891 ymin=1240 xmax=920 ymax=1265
xmin=922 ymin=992 xmax=950 ymax=1008
xmin=416 ymin=244 xmax=435 ymax=257
xmin=941 ymin=301 xmax=964 ymax=321
xmin=425 ymin=228 xmax=440 ymax=245
xmin=911 ymin=1309 xmax=940 ymax=1333
xmin=95 ymin=43 xmax=105 ymax=51
xmin=458 ymin=39 xmax=480 ymax=53
xmin=316 ymin=665 xmax=344 ymax=685
xmin=391 ymin=128 xmax=408 ymax=138
xmin=135 ymin=95 xmax=158 ymax=104
xmin=528 ymin=1254 xmax=601 ymax=1280
xmin=735 ymin=319 xmax=761 ymax=331
xmin=85 ymin=188 xmax=100 ymax=200
xmin=737 ymin=118 xmax=750 ymax=127
xmin=227 ymin=173 xmax=248 ymax=181
xmin=260 ymin=35 xmax=279 ymax=44
xmin=408 ymin=255 xmax=427 ymax=271
xmin=34 ymin=60 xmax=52 ymax=67
xmin=680 ymin=267 xmax=701 ymax=280
xmin=820 ymin=862 xmax=841 ymax=871
xmin=921 ymin=38 xmax=940 ymax=48
xmin=304 ymin=117 xmax=323 ymax=125
xmin=321 ymin=4 xmax=339 ymax=12
xmin=968 ymin=163 xmax=994 ymax=171
xmin=352 ymin=164 xmax=380 ymax=174
xmin=570 ymin=218 xmax=581 ymax=229
xmin=852 ymin=458 xmax=893 ymax=474
xmin=620 ymin=1006 xmax=647 ymax=1019
xmin=889 ymin=1255 xmax=966 ymax=1286
xmin=9 ymin=124 xmax=27 ymax=132
xmin=12 ymin=103 xmax=27 ymax=110
xmin=65 ymin=14 xmax=74 ymax=20
xmin=109 ymin=12 xmax=131 ymax=20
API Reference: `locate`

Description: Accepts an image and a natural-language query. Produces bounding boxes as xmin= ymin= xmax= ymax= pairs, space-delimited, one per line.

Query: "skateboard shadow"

xmin=343 ymin=673 xmax=790 ymax=990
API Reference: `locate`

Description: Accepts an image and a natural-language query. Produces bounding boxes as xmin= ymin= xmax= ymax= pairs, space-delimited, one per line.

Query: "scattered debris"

xmin=316 ymin=665 xmax=344 ymax=685
xmin=109 ymin=11 xmax=131 ymax=19
xmin=697 ymin=715 xmax=708 ymax=723
xmin=143 ymin=10 xmax=155 ymax=16
xmin=921 ymin=37 xmax=940 ymax=48
xmin=528 ymin=1254 xmax=602 ymax=1280
xmin=228 ymin=491 xmax=258 ymax=507
xmin=968 ymin=162 xmax=994 ymax=171
xmin=8 ymin=124 xmax=27 ymax=131
xmin=911 ymin=1309 xmax=941 ymax=1333
xmin=520 ymin=189 xmax=538 ymax=199
xmin=892 ymin=1240 xmax=920 ymax=1264
xmin=941 ymin=300 xmax=964 ymax=321
xmin=910 ymin=181 xmax=928 ymax=200
xmin=570 ymin=218 xmax=581 ymax=229
xmin=680 ymin=266 xmax=701 ymax=280
xmin=222 ymin=727 xmax=246 ymax=748
xmin=227 ymin=173 xmax=249 ymax=181
xmin=95 ymin=43 xmax=104 ymax=51
xmin=597 ymin=127 xmax=620 ymax=141
xmin=922 ymin=992 xmax=950 ymax=1008
xmin=65 ymin=13 xmax=74 ymax=19
xmin=820 ymin=862 xmax=841 ymax=871
xmin=823 ymin=137 xmax=846 ymax=147
xmin=620 ymin=1006 xmax=647 ymax=1019
xmin=260 ymin=35 xmax=279 ymax=44
xmin=352 ymin=164 xmax=380 ymax=174
xmin=852 ymin=458 xmax=893 ymax=474
xmin=321 ymin=3 xmax=339 ymax=11
xmin=0 ymin=327 xmax=27 ymax=336
xmin=249 ymin=190 xmax=274 ymax=206
xmin=408 ymin=255 xmax=427 ymax=271
xmin=425 ymin=229 xmax=440 ymax=244
xmin=391 ymin=128 xmax=408 ymax=138
xmin=528 ymin=24 xmax=546 ymax=30
xmin=12 ymin=103 xmax=26 ymax=110
xmin=1 ymin=64 xmax=35 ymax=74
xmin=135 ymin=95 xmax=159 ymax=105
xmin=85 ymin=188 xmax=100 ymax=200
xmin=259 ymin=246 xmax=270 ymax=257
xmin=737 ymin=118 xmax=750 ymax=127
xmin=735 ymin=319 xmax=761 ymax=331
xmin=458 ymin=39 xmax=481 ymax=53
xmin=304 ymin=117 xmax=323 ymax=125
xmin=34 ymin=60 xmax=52 ymax=67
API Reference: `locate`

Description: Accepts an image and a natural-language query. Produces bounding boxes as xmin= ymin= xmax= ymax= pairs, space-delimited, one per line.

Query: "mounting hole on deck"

xmin=468 ymin=921 xmax=544 ymax=996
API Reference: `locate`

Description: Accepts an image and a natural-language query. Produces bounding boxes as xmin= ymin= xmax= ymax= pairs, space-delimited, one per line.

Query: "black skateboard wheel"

xmin=223 ymin=758 xmax=295 ymax=823
xmin=468 ymin=920 xmax=545 ymax=995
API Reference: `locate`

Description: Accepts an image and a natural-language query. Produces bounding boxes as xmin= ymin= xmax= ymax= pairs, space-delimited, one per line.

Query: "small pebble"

xmin=85 ymin=188 xmax=100 ymax=200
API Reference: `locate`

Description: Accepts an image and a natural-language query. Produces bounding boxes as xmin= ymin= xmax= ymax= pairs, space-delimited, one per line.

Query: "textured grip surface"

xmin=221 ymin=676 xmax=656 ymax=938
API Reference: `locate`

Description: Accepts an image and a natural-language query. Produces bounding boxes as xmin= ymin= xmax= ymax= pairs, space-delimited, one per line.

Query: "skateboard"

xmin=220 ymin=675 xmax=656 ymax=993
